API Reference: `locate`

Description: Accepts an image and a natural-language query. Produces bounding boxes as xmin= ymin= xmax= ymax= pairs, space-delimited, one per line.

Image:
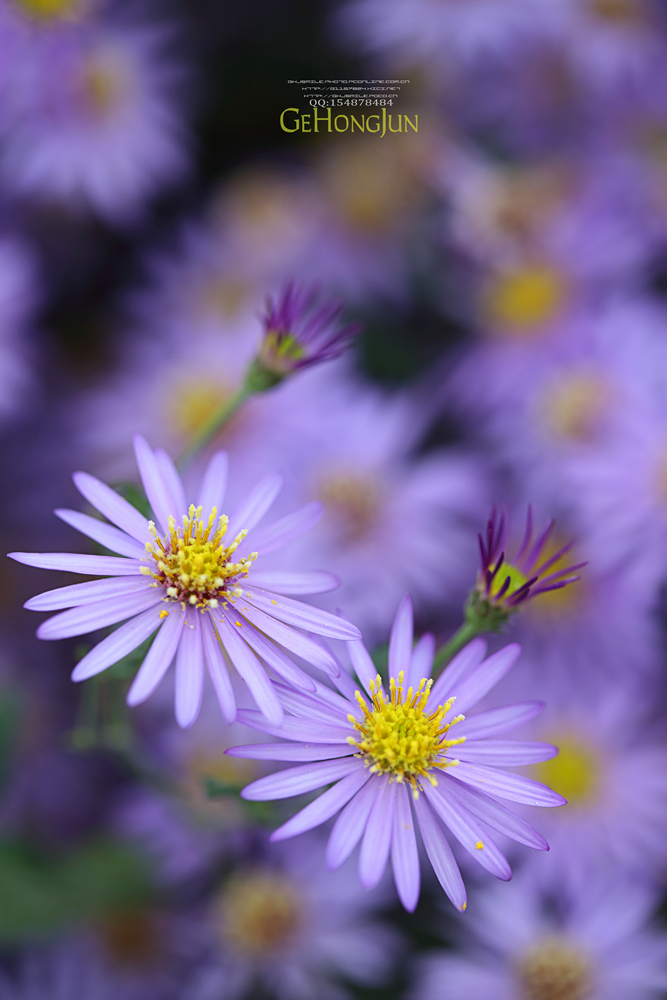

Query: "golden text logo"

xmin=280 ymin=107 xmax=417 ymax=136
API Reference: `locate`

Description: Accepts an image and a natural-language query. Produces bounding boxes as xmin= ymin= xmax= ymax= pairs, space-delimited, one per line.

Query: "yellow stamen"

xmin=349 ymin=671 xmax=465 ymax=797
xmin=143 ymin=504 xmax=257 ymax=612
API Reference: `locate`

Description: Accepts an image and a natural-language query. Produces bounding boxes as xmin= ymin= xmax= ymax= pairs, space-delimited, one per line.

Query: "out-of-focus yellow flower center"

xmin=524 ymin=538 xmax=582 ymax=620
xmin=485 ymin=266 xmax=567 ymax=336
xmin=488 ymin=166 xmax=570 ymax=241
xmin=81 ymin=53 xmax=127 ymax=116
xmin=100 ymin=908 xmax=160 ymax=967
xmin=141 ymin=504 xmax=256 ymax=609
xmin=219 ymin=872 xmax=303 ymax=956
xmin=542 ymin=374 xmax=610 ymax=443
xmin=534 ymin=735 xmax=600 ymax=806
xmin=516 ymin=937 xmax=593 ymax=1000
xmin=168 ymin=378 xmax=236 ymax=440
xmin=199 ymin=277 xmax=248 ymax=320
xmin=349 ymin=672 xmax=465 ymax=795
xmin=318 ymin=472 xmax=380 ymax=542
xmin=588 ymin=0 xmax=645 ymax=25
xmin=322 ymin=138 xmax=423 ymax=232
xmin=11 ymin=0 xmax=84 ymax=21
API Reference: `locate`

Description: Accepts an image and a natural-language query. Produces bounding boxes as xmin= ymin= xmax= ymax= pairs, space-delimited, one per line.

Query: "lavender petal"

xmin=359 ymin=776 xmax=396 ymax=889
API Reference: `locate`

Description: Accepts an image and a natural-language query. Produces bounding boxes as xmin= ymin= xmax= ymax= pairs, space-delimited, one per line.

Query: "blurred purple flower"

xmin=9 ymin=435 xmax=360 ymax=728
xmin=0 ymin=21 xmax=191 ymax=224
xmin=228 ymin=595 xmax=564 ymax=913
xmin=410 ymin=869 xmax=667 ymax=1000
xmin=184 ymin=834 xmax=398 ymax=1000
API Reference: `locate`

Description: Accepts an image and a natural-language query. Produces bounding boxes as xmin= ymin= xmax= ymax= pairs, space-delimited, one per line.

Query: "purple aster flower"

xmin=254 ymin=283 xmax=362 ymax=384
xmin=8 ymin=435 xmax=360 ymax=728
xmin=1 ymin=21 xmax=191 ymax=224
xmin=472 ymin=506 xmax=585 ymax=627
xmin=185 ymin=833 xmax=398 ymax=1000
xmin=410 ymin=868 xmax=667 ymax=1000
xmin=227 ymin=595 xmax=564 ymax=913
xmin=497 ymin=665 xmax=667 ymax=887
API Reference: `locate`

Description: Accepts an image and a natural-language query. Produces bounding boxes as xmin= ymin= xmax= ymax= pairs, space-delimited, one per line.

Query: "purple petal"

xmin=154 ymin=448 xmax=186 ymax=519
xmin=71 ymin=605 xmax=163 ymax=681
xmin=359 ymin=776 xmax=396 ymax=889
xmin=450 ymin=644 xmax=522 ymax=715
xmin=245 ymin=570 xmax=340 ymax=595
xmin=227 ymin=742 xmax=356 ymax=762
xmin=241 ymin=757 xmax=360 ymax=801
xmin=457 ymin=740 xmax=558 ymax=766
xmin=37 ymin=589 xmax=162 ymax=641
xmin=25 ymin=576 xmax=151 ymax=611
xmin=228 ymin=472 xmax=283 ymax=539
xmin=391 ymin=783 xmax=420 ymax=912
xmin=423 ymin=782 xmax=511 ymax=881
xmin=413 ymin=793 xmax=466 ymax=912
xmin=242 ymin=501 xmax=323 ymax=555
xmin=127 ymin=606 xmax=185 ymax=706
xmin=388 ymin=594 xmax=413 ymax=685
xmin=224 ymin=600 xmax=340 ymax=676
xmin=429 ymin=638 xmax=488 ymax=706
xmin=196 ymin=450 xmax=229 ymax=514
xmin=270 ymin=766 xmax=369 ymax=842
xmin=8 ymin=552 xmax=142 ymax=576
xmin=223 ymin=611 xmax=316 ymax=692
xmin=348 ymin=637 xmax=378 ymax=692
xmin=408 ymin=633 xmax=435 ymax=690
xmin=174 ymin=613 xmax=204 ymax=729
xmin=133 ymin=434 xmax=176 ymax=533
xmin=326 ymin=778 xmax=379 ymax=870
xmin=438 ymin=774 xmax=549 ymax=851
xmin=450 ymin=762 xmax=566 ymax=807
xmin=213 ymin=612 xmax=283 ymax=724
xmin=236 ymin=709 xmax=351 ymax=743
xmin=72 ymin=472 xmax=151 ymax=544
xmin=243 ymin=589 xmax=361 ymax=640
xmin=54 ymin=509 xmax=146 ymax=560
xmin=455 ymin=701 xmax=545 ymax=741
xmin=273 ymin=684 xmax=349 ymax=726
xmin=201 ymin=615 xmax=236 ymax=724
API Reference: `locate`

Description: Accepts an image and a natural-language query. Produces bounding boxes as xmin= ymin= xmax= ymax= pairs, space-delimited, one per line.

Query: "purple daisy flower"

xmin=255 ymin=283 xmax=361 ymax=382
xmin=227 ymin=595 xmax=565 ymax=913
xmin=8 ymin=435 xmax=360 ymax=728
xmin=410 ymin=868 xmax=667 ymax=1000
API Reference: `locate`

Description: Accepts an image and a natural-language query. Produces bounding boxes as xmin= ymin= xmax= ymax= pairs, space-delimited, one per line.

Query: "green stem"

xmin=432 ymin=621 xmax=480 ymax=677
xmin=177 ymin=385 xmax=252 ymax=470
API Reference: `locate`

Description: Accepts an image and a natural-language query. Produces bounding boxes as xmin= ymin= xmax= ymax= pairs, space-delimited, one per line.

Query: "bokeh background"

xmin=2 ymin=0 xmax=667 ymax=997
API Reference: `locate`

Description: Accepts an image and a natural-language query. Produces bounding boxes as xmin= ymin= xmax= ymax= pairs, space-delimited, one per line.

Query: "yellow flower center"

xmin=485 ymin=561 xmax=528 ymax=603
xmin=318 ymin=472 xmax=380 ymax=543
xmin=167 ymin=377 xmax=237 ymax=441
xmin=141 ymin=504 xmax=257 ymax=610
xmin=542 ymin=374 xmax=611 ymax=443
xmin=219 ymin=872 xmax=303 ymax=956
xmin=534 ymin=735 xmax=600 ymax=806
xmin=81 ymin=51 xmax=128 ymax=117
xmin=485 ymin=266 xmax=567 ymax=336
xmin=588 ymin=0 xmax=645 ymax=25
xmin=349 ymin=672 xmax=465 ymax=795
xmin=11 ymin=0 xmax=84 ymax=21
xmin=516 ymin=937 xmax=593 ymax=1000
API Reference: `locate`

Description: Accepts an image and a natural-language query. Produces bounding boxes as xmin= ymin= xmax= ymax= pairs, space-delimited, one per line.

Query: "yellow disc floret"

xmin=219 ymin=872 xmax=303 ymax=957
xmin=141 ymin=504 xmax=257 ymax=610
xmin=348 ymin=672 xmax=465 ymax=796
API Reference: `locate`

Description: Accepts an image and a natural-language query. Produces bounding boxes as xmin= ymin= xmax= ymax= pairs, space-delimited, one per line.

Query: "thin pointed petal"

xmin=72 ymin=471 xmax=151 ymax=544
xmin=71 ymin=605 xmax=163 ymax=681
xmin=54 ymin=509 xmax=146 ymax=560
xmin=127 ymin=606 xmax=185 ymax=706
xmin=196 ymin=450 xmax=229 ymax=514
xmin=174 ymin=613 xmax=204 ymax=729
xmin=388 ymin=594 xmax=413 ymax=685
xmin=392 ymin=783 xmax=420 ymax=911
